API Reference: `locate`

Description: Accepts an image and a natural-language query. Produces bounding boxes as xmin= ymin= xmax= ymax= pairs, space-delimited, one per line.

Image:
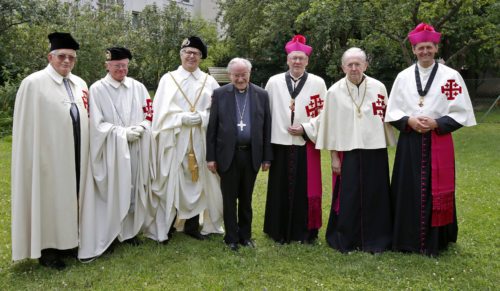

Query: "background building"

xmin=62 ymin=0 xmax=219 ymax=24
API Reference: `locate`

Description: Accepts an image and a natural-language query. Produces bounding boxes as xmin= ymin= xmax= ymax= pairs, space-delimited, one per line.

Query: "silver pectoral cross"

xmin=237 ymin=120 xmax=246 ymax=131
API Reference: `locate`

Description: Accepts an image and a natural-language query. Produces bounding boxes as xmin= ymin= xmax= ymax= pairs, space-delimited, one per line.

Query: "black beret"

xmin=180 ymin=36 xmax=207 ymax=59
xmin=48 ymin=32 xmax=79 ymax=51
xmin=106 ymin=47 xmax=132 ymax=61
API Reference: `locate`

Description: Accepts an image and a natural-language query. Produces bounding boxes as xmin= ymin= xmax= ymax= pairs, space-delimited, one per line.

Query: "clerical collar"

xmin=236 ymin=86 xmax=248 ymax=94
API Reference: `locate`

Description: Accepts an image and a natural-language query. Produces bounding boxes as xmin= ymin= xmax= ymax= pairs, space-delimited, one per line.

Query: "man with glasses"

xmin=206 ymin=58 xmax=272 ymax=251
xmin=11 ymin=32 xmax=90 ymax=269
xmin=263 ymin=35 xmax=327 ymax=244
xmin=78 ymin=47 xmax=154 ymax=260
xmin=147 ymin=36 xmax=224 ymax=244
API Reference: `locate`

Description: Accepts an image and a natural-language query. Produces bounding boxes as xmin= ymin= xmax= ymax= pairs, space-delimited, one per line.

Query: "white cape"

xmin=11 ymin=65 xmax=90 ymax=261
xmin=386 ymin=63 xmax=476 ymax=127
xmin=78 ymin=75 xmax=155 ymax=259
xmin=316 ymin=76 xmax=395 ymax=150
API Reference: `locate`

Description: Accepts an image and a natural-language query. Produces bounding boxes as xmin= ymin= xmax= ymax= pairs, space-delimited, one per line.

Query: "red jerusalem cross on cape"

xmin=82 ymin=89 xmax=89 ymax=115
xmin=305 ymin=94 xmax=324 ymax=117
xmin=441 ymin=79 xmax=462 ymax=101
xmin=372 ymin=94 xmax=386 ymax=120
xmin=143 ymin=98 xmax=153 ymax=121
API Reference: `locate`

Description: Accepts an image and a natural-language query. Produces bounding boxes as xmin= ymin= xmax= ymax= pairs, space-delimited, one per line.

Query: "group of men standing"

xmin=11 ymin=22 xmax=476 ymax=270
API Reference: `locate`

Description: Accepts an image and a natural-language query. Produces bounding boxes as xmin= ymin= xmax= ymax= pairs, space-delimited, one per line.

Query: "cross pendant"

xmin=418 ymin=96 xmax=424 ymax=107
xmin=237 ymin=120 xmax=246 ymax=131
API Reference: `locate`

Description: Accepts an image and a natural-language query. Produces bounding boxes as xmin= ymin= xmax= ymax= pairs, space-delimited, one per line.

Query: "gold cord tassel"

xmin=188 ymin=129 xmax=199 ymax=182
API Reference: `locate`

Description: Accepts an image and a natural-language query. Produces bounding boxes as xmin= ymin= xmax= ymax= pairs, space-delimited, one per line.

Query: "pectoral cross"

xmin=237 ymin=120 xmax=246 ymax=131
xmin=418 ymin=96 xmax=424 ymax=107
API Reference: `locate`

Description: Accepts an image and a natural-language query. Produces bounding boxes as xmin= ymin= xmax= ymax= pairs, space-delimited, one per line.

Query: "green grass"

xmin=0 ymin=112 xmax=499 ymax=290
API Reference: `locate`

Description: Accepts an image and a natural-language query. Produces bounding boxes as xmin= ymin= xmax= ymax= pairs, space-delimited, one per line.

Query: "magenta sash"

xmin=331 ymin=152 xmax=343 ymax=215
xmin=306 ymin=141 xmax=322 ymax=229
xmin=431 ymin=131 xmax=455 ymax=227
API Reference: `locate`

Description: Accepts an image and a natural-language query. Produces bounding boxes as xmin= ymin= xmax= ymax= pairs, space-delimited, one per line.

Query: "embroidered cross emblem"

xmin=81 ymin=90 xmax=89 ymax=115
xmin=441 ymin=79 xmax=462 ymax=100
xmin=305 ymin=94 xmax=324 ymax=117
xmin=143 ymin=98 xmax=153 ymax=121
xmin=371 ymin=94 xmax=386 ymax=120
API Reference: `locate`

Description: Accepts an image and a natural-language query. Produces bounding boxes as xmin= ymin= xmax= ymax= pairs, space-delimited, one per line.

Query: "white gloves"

xmin=181 ymin=112 xmax=202 ymax=126
xmin=126 ymin=126 xmax=142 ymax=142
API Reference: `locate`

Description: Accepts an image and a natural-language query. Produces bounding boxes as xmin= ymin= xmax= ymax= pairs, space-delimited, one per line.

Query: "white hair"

xmin=341 ymin=47 xmax=367 ymax=65
xmin=227 ymin=57 xmax=252 ymax=73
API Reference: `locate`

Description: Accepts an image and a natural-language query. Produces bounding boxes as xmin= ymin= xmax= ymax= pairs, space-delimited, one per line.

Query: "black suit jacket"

xmin=206 ymin=83 xmax=272 ymax=173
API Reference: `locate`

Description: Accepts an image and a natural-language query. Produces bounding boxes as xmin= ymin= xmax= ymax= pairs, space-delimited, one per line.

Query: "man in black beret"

xmin=79 ymin=46 xmax=155 ymax=260
xmin=11 ymin=32 xmax=90 ymax=270
xmin=147 ymin=36 xmax=224 ymax=243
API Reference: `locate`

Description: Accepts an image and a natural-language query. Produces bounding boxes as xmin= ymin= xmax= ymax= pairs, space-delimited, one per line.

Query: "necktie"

xmin=63 ymin=78 xmax=81 ymax=195
xmin=63 ymin=78 xmax=80 ymax=120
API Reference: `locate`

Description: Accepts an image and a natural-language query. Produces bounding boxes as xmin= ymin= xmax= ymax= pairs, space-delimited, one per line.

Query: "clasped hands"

xmin=408 ymin=116 xmax=437 ymax=134
xmin=126 ymin=120 xmax=150 ymax=142
xmin=182 ymin=112 xmax=202 ymax=127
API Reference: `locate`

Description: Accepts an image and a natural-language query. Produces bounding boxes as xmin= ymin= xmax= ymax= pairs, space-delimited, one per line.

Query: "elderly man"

xmin=315 ymin=47 xmax=395 ymax=253
xmin=386 ymin=23 xmax=476 ymax=256
xmin=147 ymin=36 xmax=223 ymax=243
xmin=78 ymin=47 xmax=154 ymax=259
xmin=264 ymin=35 xmax=327 ymax=244
xmin=11 ymin=32 xmax=90 ymax=269
xmin=206 ymin=58 xmax=272 ymax=251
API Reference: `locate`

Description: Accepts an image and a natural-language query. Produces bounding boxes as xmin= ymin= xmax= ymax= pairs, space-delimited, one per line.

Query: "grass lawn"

xmin=0 ymin=110 xmax=498 ymax=290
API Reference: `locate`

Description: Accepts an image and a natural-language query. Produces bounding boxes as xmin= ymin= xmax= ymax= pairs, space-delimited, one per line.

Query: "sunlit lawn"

xmin=0 ymin=110 xmax=498 ymax=289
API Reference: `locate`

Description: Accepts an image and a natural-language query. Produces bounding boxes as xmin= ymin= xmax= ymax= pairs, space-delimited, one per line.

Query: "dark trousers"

xmin=184 ymin=215 xmax=200 ymax=234
xmin=219 ymin=149 xmax=258 ymax=244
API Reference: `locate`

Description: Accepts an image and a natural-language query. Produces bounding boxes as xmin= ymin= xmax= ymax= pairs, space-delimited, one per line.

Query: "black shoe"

xmin=124 ymin=236 xmax=142 ymax=246
xmin=39 ymin=256 xmax=66 ymax=270
xmin=160 ymin=239 xmax=169 ymax=245
xmin=240 ymin=239 xmax=256 ymax=248
xmin=226 ymin=242 xmax=239 ymax=251
xmin=185 ymin=231 xmax=207 ymax=241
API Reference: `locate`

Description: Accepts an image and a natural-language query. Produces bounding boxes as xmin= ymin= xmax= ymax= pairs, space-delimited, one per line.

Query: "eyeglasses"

xmin=52 ymin=53 xmax=77 ymax=62
xmin=289 ymin=56 xmax=307 ymax=62
xmin=182 ymin=50 xmax=201 ymax=57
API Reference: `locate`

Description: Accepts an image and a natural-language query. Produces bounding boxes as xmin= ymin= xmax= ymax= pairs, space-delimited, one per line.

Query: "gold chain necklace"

xmin=346 ymin=78 xmax=367 ymax=118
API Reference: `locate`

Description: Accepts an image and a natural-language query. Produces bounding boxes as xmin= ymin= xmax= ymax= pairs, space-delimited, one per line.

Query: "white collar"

xmin=417 ymin=61 xmax=436 ymax=73
xmin=46 ymin=64 xmax=77 ymax=85
xmin=104 ymin=73 xmax=130 ymax=89
xmin=176 ymin=66 xmax=203 ymax=80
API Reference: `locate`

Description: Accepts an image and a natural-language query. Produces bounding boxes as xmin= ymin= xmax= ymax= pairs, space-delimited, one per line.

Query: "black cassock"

xmin=390 ymin=116 xmax=462 ymax=256
xmin=326 ymin=148 xmax=392 ymax=253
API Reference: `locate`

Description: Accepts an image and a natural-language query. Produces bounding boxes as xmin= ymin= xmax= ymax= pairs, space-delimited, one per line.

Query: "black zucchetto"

xmin=48 ymin=32 xmax=80 ymax=51
xmin=180 ymin=36 xmax=207 ymax=59
xmin=106 ymin=47 xmax=133 ymax=61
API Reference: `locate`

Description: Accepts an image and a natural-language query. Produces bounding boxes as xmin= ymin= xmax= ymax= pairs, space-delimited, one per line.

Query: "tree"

xmin=217 ymin=0 xmax=500 ymax=88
